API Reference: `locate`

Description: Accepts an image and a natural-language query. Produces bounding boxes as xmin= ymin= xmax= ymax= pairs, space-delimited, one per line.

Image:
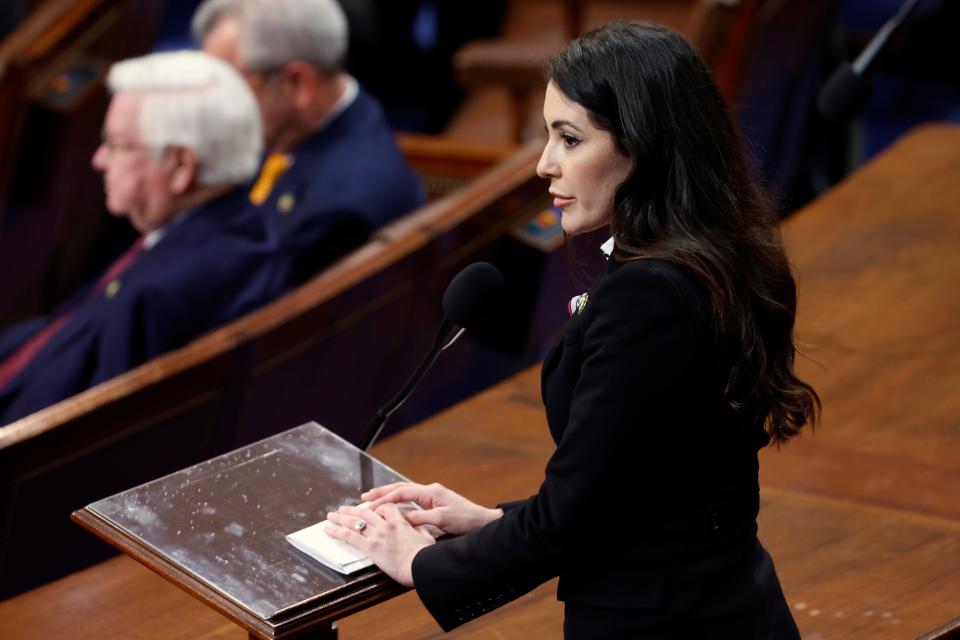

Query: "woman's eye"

xmin=560 ymin=133 xmax=581 ymax=148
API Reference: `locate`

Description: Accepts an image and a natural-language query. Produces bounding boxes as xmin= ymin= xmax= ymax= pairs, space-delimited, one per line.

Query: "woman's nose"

xmin=536 ymin=143 xmax=559 ymax=179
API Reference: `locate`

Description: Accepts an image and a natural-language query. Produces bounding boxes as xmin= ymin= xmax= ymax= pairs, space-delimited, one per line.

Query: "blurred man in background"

xmin=193 ymin=0 xmax=426 ymax=287
xmin=0 ymin=50 xmax=287 ymax=425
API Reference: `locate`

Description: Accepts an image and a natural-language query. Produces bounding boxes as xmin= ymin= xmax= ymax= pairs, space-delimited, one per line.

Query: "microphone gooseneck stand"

xmin=358 ymin=321 xmax=465 ymax=451
xmin=817 ymin=0 xmax=923 ymax=122
xmin=356 ymin=261 xmax=504 ymax=454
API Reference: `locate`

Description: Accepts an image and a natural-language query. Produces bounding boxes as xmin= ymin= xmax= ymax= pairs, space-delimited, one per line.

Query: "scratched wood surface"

xmin=1 ymin=125 xmax=958 ymax=639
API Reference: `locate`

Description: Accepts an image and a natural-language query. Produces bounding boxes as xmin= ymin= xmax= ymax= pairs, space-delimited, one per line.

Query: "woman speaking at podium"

xmin=327 ymin=21 xmax=820 ymax=638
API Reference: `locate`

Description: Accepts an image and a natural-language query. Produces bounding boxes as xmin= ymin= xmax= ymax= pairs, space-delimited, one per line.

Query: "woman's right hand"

xmin=362 ymin=482 xmax=503 ymax=536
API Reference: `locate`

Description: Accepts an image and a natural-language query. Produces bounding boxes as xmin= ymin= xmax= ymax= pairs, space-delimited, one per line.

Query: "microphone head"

xmin=817 ymin=62 xmax=874 ymax=123
xmin=442 ymin=262 xmax=505 ymax=330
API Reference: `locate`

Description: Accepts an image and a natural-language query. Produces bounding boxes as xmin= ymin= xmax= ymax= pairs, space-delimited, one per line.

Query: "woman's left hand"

xmin=325 ymin=503 xmax=435 ymax=587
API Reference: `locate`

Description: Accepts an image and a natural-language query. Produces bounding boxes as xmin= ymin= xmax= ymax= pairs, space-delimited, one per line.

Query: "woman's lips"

xmin=552 ymin=195 xmax=575 ymax=208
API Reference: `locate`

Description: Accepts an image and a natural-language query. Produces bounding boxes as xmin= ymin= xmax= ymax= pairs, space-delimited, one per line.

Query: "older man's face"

xmin=91 ymin=92 xmax=176 ymax=234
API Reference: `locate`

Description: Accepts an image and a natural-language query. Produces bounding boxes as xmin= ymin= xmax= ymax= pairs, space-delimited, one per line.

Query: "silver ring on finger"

xmin=355 ymin=518 xmax=367 ymax=532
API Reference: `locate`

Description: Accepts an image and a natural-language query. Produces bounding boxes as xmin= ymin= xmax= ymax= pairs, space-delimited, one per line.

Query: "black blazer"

xmin=412 ymin=256 xmax=799 ymax=638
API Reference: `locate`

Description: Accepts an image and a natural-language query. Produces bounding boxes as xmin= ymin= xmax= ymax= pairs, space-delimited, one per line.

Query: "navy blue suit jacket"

xmin=0 ymin=187 xmax=287 ymax=425
xmin=260 ymin=85 xmax=425 ymax=287
xmin=411 ymin=257 xmax=799 ymax=638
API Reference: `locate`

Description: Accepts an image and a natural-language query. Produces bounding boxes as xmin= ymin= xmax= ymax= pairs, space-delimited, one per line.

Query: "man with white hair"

xmin=193 ymin=0 xmax=425 ymax=286
xmin=0 ymin=50 xmax=286 ymax=426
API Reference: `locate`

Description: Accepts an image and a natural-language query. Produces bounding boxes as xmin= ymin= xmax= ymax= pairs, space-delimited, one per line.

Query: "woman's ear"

xmin=167 ymin=147 xmax=198 ymax=195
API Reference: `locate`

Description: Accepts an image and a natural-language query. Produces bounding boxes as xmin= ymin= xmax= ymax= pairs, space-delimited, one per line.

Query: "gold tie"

xmin=249 ymin=153 xmax=293 ymax=205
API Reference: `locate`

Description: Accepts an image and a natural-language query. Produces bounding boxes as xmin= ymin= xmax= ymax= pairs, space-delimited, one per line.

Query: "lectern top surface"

xmin=88 ymin=422 xmax=407 ymax=621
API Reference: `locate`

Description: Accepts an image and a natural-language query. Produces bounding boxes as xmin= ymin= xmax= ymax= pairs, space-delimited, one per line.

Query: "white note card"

xmin=286 ymin=520 xmax=373 ymax=574
xmin=287 ymin=501 xmax=431 ymax=575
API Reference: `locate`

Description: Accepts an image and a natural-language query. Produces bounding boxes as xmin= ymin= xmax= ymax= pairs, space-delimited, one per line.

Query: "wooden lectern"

xmin=72 ymin=423 xmax=409 ymax=639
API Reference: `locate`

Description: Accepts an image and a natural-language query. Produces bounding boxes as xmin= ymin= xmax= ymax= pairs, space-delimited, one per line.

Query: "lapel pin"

xmin=568 ymin=292 xmax=589 ymax=317
xmin=105 ymin=280 xmax=121 ymax=299
xmin=278 ymin=192 xmax=296 ymax=214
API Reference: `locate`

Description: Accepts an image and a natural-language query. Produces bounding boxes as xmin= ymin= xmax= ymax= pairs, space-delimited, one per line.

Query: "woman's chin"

xmin=560 ymin=216 xmax=582 ymax=236
xmin=561 ymin=218 xmax=610 ymax=238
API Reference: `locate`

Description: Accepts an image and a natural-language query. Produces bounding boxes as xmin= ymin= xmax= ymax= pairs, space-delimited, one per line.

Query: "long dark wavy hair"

xmin=549 ymin=21 xmax=819 ymax=444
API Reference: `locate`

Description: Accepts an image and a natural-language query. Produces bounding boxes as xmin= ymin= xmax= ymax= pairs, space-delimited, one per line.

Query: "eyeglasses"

xmin=241 ymin=67 xmax=283 ymax=91
xmin=99 ymin=137 xmax=148 ymax=158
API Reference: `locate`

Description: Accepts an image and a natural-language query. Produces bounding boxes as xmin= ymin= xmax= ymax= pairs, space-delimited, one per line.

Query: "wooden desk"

xmin=759 ymin=123 xmax=960 ymax=524
xmin=1 ymin=125 xmax=958 ymax=639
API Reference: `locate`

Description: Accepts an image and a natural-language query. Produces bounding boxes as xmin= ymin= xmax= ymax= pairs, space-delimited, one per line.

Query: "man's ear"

xmin=167 ymin=146 xmax=198 ymax=195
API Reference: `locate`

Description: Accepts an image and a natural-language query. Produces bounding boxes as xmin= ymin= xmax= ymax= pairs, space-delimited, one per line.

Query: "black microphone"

xmin=358 ymin=262 xmax=505 ymax=450
xmin=817 ymin=0 xmax=921 ymax=123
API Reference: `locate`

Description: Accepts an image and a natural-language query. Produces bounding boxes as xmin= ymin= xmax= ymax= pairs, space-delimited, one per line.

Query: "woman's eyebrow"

xmin=549 ymin=119 xmax=584 ymax=133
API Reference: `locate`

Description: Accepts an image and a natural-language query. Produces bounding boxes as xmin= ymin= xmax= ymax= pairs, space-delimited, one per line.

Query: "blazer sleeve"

xmin=412 ymin=263 xmax=703 ymax=631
